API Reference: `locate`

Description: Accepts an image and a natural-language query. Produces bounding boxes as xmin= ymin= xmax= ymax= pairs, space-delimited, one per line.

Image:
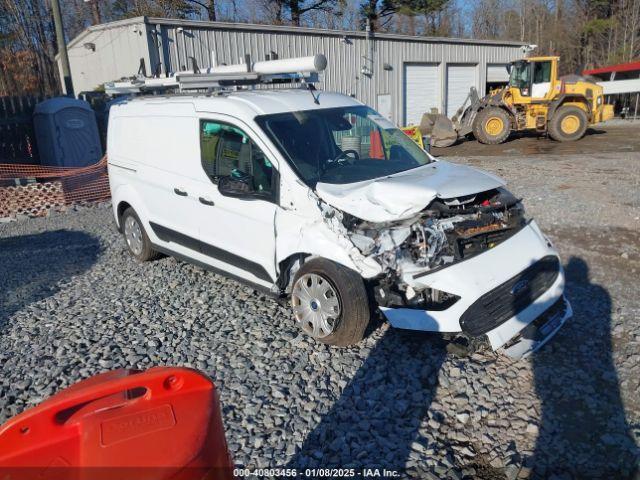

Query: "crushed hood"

xmin=315 ymin=160 xmax=505 ymax=223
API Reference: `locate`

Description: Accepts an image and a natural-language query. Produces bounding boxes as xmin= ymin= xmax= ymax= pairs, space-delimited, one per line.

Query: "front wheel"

xmin=548 ymin=105 xmax=588 ymax=141
xmin=290 ymin=259 xmax=370 ymax=347
xmin=473 ymin=107 xmax=511 ymax=145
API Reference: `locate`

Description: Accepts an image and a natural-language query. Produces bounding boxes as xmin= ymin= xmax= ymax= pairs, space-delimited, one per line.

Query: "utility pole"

xmin=51 ymin=0 xmax=74 ymax=96
xmin=85 ymin=0 xmax=101 ymax=25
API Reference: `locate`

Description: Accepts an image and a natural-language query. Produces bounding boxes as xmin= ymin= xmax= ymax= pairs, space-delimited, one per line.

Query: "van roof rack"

xmin=105 ymin=54 xmax=327 ymax=95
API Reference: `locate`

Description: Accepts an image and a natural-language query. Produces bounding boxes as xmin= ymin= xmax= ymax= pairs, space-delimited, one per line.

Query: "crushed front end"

xmin=321 ymin=187 xmax=572 ymax=359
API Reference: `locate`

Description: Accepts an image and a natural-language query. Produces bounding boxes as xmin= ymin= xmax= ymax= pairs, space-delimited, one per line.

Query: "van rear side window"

xmin=199 ymin=120 xmax=276 ymax=197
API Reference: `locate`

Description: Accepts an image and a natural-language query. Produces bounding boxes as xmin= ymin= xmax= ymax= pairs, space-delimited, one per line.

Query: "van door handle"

xmin=174 ymin=188 xmax=188 ymax=196
xmin=199 ymin=197 xmax=215 ymax=206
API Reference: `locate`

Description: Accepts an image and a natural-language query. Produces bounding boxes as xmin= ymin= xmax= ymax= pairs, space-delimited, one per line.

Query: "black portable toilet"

xmin=33 ymin=97 xmax=102 ymax=167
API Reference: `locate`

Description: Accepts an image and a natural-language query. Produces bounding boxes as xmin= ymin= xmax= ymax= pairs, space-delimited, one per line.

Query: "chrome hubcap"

xmin=291 ymin=273 xmax=341 ymax=338
xmin=124 ymin=216 xmax=143 ymax=256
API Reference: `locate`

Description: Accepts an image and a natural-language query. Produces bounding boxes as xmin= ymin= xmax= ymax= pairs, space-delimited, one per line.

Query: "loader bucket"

xmin=419 ymin=113 xmax=458 ymax=148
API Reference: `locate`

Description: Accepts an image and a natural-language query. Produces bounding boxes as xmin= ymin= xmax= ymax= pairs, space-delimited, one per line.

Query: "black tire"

xmin=548 ymin=105 xmax=588 ymax=142
xmin=290 ymin=258 xmax=370 ymax=347
xmin=473 ymin=107 xmax=511 ymax=145
xmin=120 ymin=207 xmax=161 ymax=262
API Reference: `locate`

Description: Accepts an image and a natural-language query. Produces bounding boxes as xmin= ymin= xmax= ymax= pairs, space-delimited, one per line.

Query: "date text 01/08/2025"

xmin=233 ymin=468 xmax=401 ymax=477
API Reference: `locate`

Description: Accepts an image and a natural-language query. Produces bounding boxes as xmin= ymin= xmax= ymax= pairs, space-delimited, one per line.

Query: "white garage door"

xmin=403 ymin=63 xmax=440 ymax=125
xmin=446 ymin=64 xmax=477 ymax=118
xmin=487 ymin=64 xmax=510 ymax=83
xmin=377 ymin=94 xmax=392 ymax=120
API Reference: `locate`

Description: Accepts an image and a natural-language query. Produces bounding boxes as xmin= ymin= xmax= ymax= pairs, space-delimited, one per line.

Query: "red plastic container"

xmin=0 ymin=367 xmax=233 ymax=480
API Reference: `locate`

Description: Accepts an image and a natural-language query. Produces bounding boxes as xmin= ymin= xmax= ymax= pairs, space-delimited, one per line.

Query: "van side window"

xmin=200 ymin=120 xmax=276 ymax=197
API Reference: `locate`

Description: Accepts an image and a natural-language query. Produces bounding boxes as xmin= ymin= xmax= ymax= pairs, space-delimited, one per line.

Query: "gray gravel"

xmin=1 ymin=148 xmax=639 ymax=479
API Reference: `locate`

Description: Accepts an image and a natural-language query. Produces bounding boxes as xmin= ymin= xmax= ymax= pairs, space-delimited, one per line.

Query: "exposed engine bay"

xmin=321 ymin=187 xmax=527 ymax=309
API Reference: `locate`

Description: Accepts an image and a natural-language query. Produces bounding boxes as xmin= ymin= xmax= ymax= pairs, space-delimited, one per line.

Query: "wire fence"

xmin=0 ymin=156 xmax=110 ymax=219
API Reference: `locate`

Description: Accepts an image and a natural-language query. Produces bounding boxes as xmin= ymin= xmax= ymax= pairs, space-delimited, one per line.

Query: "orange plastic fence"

xmin=0 ymin=157 xmax=110 ymax=219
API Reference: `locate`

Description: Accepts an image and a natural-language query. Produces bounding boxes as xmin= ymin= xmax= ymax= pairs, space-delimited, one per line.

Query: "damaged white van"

xmin=108 ymin=84 xmax=571 ymax=358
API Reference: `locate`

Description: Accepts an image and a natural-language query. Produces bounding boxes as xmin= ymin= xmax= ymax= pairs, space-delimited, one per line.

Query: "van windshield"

xmin=255 ymin=106 xmax=432 ymax=186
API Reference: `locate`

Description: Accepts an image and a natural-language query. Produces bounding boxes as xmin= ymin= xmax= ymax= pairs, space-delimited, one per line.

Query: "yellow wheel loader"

xmin=422 ymin=56 xmax=614 ymax=147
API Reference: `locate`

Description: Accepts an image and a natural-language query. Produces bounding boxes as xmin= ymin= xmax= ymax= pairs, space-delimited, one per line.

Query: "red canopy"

xmin=583 ymin=60 xmax=640 ymax=76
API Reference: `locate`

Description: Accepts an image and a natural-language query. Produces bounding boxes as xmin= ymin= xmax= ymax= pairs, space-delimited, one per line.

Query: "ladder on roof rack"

xmin=105 ymin=54 xmax=327 ymax=95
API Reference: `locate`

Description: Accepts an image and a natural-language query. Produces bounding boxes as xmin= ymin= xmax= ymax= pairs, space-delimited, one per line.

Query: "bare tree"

xmin=0 ymin=0 xmax=59 ymax=95
xmin=287 ymin=0 xmax=342 ymax=26
xmin=1 ymin=0 xmax=638 ymax=96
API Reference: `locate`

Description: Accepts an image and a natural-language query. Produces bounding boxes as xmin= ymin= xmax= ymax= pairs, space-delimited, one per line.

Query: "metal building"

xmin=59 ymin=17 xmax=526 ymax=125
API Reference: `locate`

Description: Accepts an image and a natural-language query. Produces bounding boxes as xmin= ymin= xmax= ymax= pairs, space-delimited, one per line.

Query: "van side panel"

xmin=107 ymin=101 xmax=278 ymax=289
xmin=108 ymin=103 xmax=201 ymax=245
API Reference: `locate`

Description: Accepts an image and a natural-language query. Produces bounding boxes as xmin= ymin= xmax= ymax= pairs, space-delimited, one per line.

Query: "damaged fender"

xmin=274 ymin=195 xmax=383 ymax=286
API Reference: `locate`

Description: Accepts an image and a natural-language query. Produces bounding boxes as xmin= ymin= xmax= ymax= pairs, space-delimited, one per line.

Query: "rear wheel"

xmin=121 ymin=207 xmax=161 ymax=262
xmin=473 ymin=107 xmax=511 ymax=145
xmin=548 ymin=105 xmax=588 ymax=141
xmin=290 ymin=258 xmax=370 ymax=347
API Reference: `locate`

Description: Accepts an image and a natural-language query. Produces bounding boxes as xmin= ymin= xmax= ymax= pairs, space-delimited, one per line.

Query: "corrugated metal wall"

xmin=65 ymin=18 xmax=524 ymax=125
xmin=146 ymin=21 xmax=523 ymax=124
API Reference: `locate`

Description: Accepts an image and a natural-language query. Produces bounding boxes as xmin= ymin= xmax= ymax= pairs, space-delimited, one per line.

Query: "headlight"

xmin=597 ymin=96 xmax=603 ymax=105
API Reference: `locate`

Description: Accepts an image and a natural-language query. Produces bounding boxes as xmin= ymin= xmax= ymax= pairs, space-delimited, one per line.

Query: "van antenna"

xmin=307 ymin=83 xmax=319 ymax=104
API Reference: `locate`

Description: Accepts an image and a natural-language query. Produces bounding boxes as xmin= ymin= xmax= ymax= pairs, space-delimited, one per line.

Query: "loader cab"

xmin=508 ymin=57 xmax=559 ymax=101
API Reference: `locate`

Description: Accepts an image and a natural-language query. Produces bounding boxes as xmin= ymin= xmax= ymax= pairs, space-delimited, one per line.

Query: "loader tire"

xmin=548 ymin=105 xmax=588 ymax=142
xmin=473 ymin=107 xmax=511 ymax=145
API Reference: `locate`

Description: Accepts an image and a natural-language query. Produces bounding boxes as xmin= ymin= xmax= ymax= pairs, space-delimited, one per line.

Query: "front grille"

xmin=460 ymin=255 xmax=560 ymax=336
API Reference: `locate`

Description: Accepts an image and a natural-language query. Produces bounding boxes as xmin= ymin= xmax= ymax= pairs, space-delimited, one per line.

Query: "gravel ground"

xmin=431 ymin=122 xmax=640 ymax=158
xmin=1 ymin=135 xmax=639 ymax=479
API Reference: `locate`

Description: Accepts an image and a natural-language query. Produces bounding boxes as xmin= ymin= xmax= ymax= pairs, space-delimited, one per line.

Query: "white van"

xmin=107 ymin=88 xmax=571 ymax=358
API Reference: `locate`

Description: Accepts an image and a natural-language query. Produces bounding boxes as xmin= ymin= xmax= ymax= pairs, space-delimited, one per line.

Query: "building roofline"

xmin=147 ymin=17 xmax=528 ymax=46
xmin=65 ymin=17 xmax=145 ymax=50
xmin=65 ymin=16 xmax=528 ymax=50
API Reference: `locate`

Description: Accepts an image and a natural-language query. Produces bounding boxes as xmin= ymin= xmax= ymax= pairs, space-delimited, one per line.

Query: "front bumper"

xmin=500 ymin=295 xmax=572 ymax=358
xmin=379 ymin=220 xmax=572 ymax=359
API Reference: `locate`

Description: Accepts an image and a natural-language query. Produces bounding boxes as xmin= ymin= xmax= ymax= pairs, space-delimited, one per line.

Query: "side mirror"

xmin=218 ymin=171 xmax=255 ymax=198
